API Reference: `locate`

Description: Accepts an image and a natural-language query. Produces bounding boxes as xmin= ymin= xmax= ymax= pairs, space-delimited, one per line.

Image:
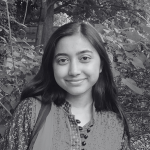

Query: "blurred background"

xmin=0 ymin=0 xmax=150 ymax=149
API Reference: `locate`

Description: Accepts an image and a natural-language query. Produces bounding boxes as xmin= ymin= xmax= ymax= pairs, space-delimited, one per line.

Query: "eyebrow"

xmin=54 ymin=50 xmax=93 ymax=58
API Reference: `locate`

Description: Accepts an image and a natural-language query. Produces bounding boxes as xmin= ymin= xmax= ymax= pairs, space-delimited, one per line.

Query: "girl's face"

xmin=53 ymin=33 xmax=102 ymax=97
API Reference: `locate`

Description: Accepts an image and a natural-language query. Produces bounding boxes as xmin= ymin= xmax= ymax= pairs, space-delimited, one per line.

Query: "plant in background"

xmin=98 ymin=15 xmax=150 ymax=97
xmin=0 ymin=0 xmax=150 ymax=149
xmin=95 ymin=13 xmax=150 ymax=150
xmin=0 ymin=0 xmax=42 ymax=143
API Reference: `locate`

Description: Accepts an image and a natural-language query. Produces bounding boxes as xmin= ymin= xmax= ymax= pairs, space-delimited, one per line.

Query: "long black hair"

xmin=21 ymin=22 xmax=130 ymax=145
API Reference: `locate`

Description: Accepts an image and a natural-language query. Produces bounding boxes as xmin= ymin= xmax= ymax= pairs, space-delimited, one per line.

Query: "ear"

xmin=99 ymin=68 xmax=102 ymax=73
xmin=99 ymin=63 xmax=103 ymax=73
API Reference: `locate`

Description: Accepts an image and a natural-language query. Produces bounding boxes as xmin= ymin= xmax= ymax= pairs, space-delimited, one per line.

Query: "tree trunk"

xmin=35 ymin=0 xmax=54 ymax=50
xmin=35 ymin=22 xmax=44 ymax=49
xmin=35 ymin=0 xmax=45 ymax=51
xmin=41 ymin=0 xmax=54 ymax=47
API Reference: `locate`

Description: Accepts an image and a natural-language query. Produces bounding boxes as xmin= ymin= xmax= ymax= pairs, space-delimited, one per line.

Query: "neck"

xmin=66 ymin=92 xmax=93 ymax=126
xmin=66 ymin=92 xmax=93 ymax=109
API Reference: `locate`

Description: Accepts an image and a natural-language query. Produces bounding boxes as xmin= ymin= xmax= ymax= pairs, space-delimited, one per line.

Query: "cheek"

xmin=91 ymin=69 xmax=100 ymax=82
xmin=85 ymin=64 xmax=99 ymax=81
xmin=53 ymin=65 xmax=67 ymax=81
xmin=87 ymin=61 xmax=100 ymax=82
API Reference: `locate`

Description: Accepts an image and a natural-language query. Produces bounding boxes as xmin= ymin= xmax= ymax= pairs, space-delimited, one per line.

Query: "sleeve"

xmin=1 ymin=99 xmax=34 ymax=150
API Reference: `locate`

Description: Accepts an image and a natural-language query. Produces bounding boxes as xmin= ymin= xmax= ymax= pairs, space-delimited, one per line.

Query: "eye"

xmin=57 ymin=58 xmax=69 ymax=65
xmin=80 ymin=56 xmax=91 ymax=62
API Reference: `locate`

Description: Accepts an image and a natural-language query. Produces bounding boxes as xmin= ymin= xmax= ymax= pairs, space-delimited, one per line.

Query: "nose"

xmin=68 ymin=60 xmax=81 ymax=76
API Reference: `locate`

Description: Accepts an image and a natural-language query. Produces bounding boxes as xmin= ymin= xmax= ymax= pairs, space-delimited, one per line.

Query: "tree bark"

xmin=35 ymin=0 xmax=54 ymax=50
xmin=35 ymin=22 xmax=44 ymax=49
xmin=41 ymin=0 xmax=54 ymax=47
xmin=35 ymin=0 xmax=45 ymax=51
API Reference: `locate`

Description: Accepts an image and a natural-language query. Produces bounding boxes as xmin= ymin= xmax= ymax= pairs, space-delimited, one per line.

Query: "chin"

xmin=66 ymin=88 xmax=90 ymax=96
xmin=68 ymin=92 xmax=83 ymax=96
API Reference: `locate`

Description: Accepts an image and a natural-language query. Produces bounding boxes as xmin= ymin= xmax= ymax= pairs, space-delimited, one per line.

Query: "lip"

xmin=66 ymin=79 xmax=85 ymax=85
xmin=66 ymin=79 xmax=85 ymax=82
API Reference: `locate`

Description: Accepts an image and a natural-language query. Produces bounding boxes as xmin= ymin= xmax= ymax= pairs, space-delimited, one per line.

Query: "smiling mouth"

xmin=66 ymin=79 xmax=85 ymax=85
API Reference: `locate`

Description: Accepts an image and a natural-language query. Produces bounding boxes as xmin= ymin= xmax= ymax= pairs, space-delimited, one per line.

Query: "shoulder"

xmin=16 ymin=97 xmax=40 ymax=110
xmin=1 ymin=97 xmax=41 ymax=150
xmin=100 ymin=111 xmax=124 ymax=145
xmin=15 ymin=97 xmax=41 ymax=116
xmin=16 ymin=97 xmax=42 ymax=129
xmin=100 ymin=111 xmax=123 ymax=126
xmin=95 ymin=111 xmax=130 ymax=149
xmin=15 ymin=97 xmax=34 ymax=112
xmin=102 ymin=111 xmax=131 ymax=149
xmin=98 ymin=111 xmax=124 ymax=136
xmin=7 ymin=97 xmax=42 ymax=131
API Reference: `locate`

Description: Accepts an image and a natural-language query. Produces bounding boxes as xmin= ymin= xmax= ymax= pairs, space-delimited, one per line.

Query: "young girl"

xmin=2 ymin=22 xmax=131 ymax=150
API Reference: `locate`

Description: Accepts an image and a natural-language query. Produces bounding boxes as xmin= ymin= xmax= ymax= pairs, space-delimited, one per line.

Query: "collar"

xmin=62 ymin=100 xmax=97 ymax=121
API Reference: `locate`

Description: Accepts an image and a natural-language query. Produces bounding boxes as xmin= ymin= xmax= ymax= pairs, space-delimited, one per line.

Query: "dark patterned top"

xmin=1 ymin=97 xmax=130 ymax=150
xmin=1 ymin=99 xmax=33 ymax=150
xmin=62 ymin=101 xmax=95 ymax=150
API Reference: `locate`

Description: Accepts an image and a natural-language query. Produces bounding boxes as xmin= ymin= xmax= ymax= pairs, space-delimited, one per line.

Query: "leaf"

xmin=122 ymin=78 xmax=144 ymax=95
xmin=0 ymin=71 xmax=7 ymax=78
xmin=112 ymin=62 xmax=117 ymax=68
xmin=15 ymin=61 xmax=26 ymax=67
xmin=6 ymin=62 xmax=13 ymax=69
xmin=117 ymin=56 xmax=123 ymax=62
xmin=106 ymin=31 xmax=114 ymax=36
xmin=106 ymin=36 xmax=114 ymax=42
xmin=123 ymin=44 xmax=137 ymax=51
xmin=145 ymin=60 xmax=150 ymax=67
xmin=117 ymin=56 xmax=126 ymax=63
xmin=136 ymin=52 xmax=147 ymax=63
xmin=108 ymin=53 xmax=113 ymax=63
xmin=125 ymin=51 xmax=134 ymax=58
xmin=131 ymin=57 xmax=145 ymax=69
xmin=0 ymin=83 xmax=13 ymax=94
xmin=19 ymin=66 xmax=27 ymax=74
xmin=34 ymin=55 xmax=42 ymax=61
xmin=95 ymin=24 xmax=105 ymax=34
xmin=13 ymin=51 xmax=20 ymax=57
xmin=124 ymin=22 xmax=130 ymax=28
xmin=26 ymin=53 xmax=35 ymax=59
xmin=145 ymin=92 xmax=150 ymax=99
xmin=6 ymin=85 xmax=14 ymax=94
xmin=114 ymin=28 xmax=120 ymax=34
xmin=10 ymin=95 xmax=17 ymax=109
xmin=125 ymin=30 xmax=142 ymax=42
xmin=112 ymin=68 xmax=120 ymax=77
xmin=141 ymin=24 xmax=150 ymax=34
xmin=5 ymin=58 xmax=13 ymax=69
xmin=25 ymin=75 xmax=34 ymax=82
xmin=116 ymin=49 xmax=123 ymax=54
xmin=123 ymin=78 xmax=137 ymax=86
xmin=0 ymin=101 xmax=12 ymax=116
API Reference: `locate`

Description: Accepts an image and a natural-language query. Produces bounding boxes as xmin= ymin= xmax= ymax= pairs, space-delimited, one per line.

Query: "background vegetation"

xmin=0 ymin=0 xmax=150 ymax=149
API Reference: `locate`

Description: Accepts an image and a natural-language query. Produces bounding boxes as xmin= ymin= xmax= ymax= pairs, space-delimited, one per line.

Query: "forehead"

xmin=54 ymin=33 xmax=97 ymax=55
